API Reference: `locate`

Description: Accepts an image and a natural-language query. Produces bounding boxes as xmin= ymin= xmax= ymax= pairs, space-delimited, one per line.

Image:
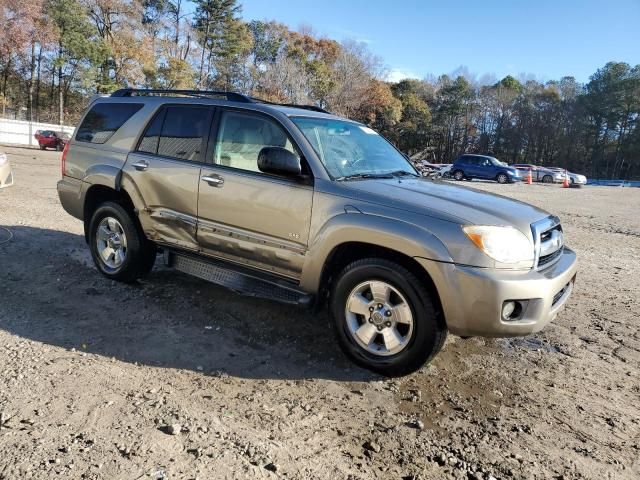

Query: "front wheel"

xmin=88 ymin=201 xmax=156 ymax=283
xmin=453 ymin=170 xmax=465 ymax=181
xmin=542 ymin=175 xmax=553 ymax=184
xmin=496 ymin=173 xmax=509 ymax=184
xmin=330 ymin=258 xmax=447 ymax=376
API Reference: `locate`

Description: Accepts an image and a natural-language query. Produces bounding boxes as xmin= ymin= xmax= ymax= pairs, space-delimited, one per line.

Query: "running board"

xmin=164 ymin=251 xmax=313 ymax=307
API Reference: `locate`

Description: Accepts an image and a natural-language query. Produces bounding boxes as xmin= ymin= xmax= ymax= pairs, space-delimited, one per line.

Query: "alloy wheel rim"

xmin=345 ymin=280 xmax=414 ymax=356
xmin=96 ymin=217 xmax=127 ymax=269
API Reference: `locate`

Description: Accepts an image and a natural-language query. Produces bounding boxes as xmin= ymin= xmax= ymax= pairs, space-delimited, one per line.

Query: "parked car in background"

xmin=414 ymin=161 xmax=453 ymax=178
xmin=411 ymin=159 xmax=442 ymax=176
xmin=451 ymin=154 xmax=521 ymax=183
xmin=548 ymin=167 xmax=587 ymax=187
xmin=437 ymin=163 xmax=453 ymax=178
xmin=513 ymin=164 xmax=565 ymax=183
xmin=34 ymin=130 xmax=70 ymax=151
xmin=0 ymin=152 xmax=14 ymax=188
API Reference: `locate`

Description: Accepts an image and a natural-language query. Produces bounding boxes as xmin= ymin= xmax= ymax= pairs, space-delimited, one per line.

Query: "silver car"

xmin=549 ymin=167 xmax=587 ymax=187
xmin=513 ymin=164 xmax=565 ymax=183
xmin=57 ymin=88 xmax=578 ymax=375
xmin=0 ymin=152 xmax=14 ymax=188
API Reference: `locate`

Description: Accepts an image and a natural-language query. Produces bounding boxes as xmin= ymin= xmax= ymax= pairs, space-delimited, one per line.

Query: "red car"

xmin=34 ymin=130 xmax=70 ymax=151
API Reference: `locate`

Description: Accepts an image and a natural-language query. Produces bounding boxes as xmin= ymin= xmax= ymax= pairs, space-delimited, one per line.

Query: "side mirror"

xmin=258 ymin=147 xmax=301 ymax=176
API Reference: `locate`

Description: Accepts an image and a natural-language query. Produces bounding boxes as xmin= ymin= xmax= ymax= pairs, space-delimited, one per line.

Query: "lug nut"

xmin=369 ymin=306 xmax=374 ymax=312
xmin=385 ymin=310 xmax=392 ymax=317
xmin=377 ymin=326 xmax=383 ymax=331
xmin=385 ymin=321 xmax=392 ymax=327
xmin=377 ymin=303 xmax=383 ymax=309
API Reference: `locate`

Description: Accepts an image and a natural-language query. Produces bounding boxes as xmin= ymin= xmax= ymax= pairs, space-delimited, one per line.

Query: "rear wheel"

xmin=56 ymin=143 xmax=63 ymax=152
xmin=88 ymin=201 xmax=156 ymax=282
xmin=330 ymin=258 xmax=447 ymax=376
xmin=453 ymin=170 xmax=464 ymax=181
xmin=542 ymin=175 xmax=553 ymax=184
xmin=39 ymin=144 xmax=46 ymax=150
xmin=496 ymin=173 xmax=509 ymax=184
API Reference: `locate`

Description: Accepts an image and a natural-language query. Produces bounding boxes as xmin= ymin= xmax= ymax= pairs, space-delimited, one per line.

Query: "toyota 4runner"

xmin=57 ymin=89 xmax=578 ymax=376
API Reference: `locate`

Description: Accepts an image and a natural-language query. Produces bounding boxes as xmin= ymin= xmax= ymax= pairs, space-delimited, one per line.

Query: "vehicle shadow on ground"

xmin=0 ymin=225 xmax=379 ymax=382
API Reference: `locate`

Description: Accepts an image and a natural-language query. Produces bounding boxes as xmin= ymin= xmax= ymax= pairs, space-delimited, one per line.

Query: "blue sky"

xmin=239 ymin=0 xmax=640 ymax=84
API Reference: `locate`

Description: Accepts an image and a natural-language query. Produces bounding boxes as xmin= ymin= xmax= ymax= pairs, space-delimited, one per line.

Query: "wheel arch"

xmin=83 ymin=184 xmax=139 ymax=243
xmin=319 ymin=242 xmax=441 ymax=304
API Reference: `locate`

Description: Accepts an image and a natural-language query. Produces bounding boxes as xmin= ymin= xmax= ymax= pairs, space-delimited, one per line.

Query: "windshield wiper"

xmin=335 ymin=173 xmax=394 ymax=181
xmin=387 ymin=170 xmax=420 ymax=178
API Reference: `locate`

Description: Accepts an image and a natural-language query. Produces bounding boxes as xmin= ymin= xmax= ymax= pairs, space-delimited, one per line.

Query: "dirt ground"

xmin=0 ymin=144 xmax=638 ymax=480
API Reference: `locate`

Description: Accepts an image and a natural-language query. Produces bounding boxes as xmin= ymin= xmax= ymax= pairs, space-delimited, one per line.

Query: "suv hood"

xmin=340 ymin=178 xmax=549 ymax=234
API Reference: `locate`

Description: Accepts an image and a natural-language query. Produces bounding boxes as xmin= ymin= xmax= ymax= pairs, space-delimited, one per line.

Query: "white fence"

xmin=0 ymin=118 xmax=75 ymax=147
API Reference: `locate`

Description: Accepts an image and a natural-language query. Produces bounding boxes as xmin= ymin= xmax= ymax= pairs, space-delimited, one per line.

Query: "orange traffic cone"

xmin=526 ymin=168 xmax=533 ymax=185
xmin=562 ymin=169 xmax=570 ymax=188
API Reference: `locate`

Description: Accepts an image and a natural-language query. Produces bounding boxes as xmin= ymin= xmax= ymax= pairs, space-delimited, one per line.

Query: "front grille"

xmin=531 ymin=216 xmax=564 ymax=270
xmin=538 ymin=248 xmax=562 ymax=267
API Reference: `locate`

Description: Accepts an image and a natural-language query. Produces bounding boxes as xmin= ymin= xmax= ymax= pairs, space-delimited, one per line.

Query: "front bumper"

xmin=415 ymin=247 xmax=578 ymax=337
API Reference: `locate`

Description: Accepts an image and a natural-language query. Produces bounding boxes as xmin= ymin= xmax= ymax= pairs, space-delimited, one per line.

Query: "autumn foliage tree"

xmin=0 ymin=0 xmax=638 ymax=179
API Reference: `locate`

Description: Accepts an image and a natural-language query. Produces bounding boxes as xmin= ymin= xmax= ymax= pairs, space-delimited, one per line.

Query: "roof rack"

xmin=251 ymin=97 xmax=331 ymax=114
xmin=110 ymin=88 xmax=252 ymax=103
xmin=110 ymin=88 xmax=331 ymax=113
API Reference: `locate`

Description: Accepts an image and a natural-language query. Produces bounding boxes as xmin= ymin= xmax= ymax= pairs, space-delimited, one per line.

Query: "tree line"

xmin=1 ymin=0 xmax=638 ymax=179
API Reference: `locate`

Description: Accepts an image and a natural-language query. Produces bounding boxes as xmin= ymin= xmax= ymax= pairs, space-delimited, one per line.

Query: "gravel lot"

xmin=0 ymin=145 xmax=639 ymax=480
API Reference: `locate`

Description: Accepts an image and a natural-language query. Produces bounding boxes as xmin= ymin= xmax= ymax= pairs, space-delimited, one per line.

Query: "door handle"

xmin=132 ymin=160 xmax=149 ymax=171
xmin=202 ymin=175 xmax=224 ymax=187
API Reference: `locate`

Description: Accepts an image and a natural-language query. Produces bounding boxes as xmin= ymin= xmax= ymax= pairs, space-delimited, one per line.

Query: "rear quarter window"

xmin=76 ymin=103 xmax=143 ymax=144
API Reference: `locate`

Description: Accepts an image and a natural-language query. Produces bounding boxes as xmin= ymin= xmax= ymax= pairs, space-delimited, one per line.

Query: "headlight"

xmin=462 ymin=225 xmax=534 ymax=264
xmin=0 ymin=153 xmax=7 ymax=166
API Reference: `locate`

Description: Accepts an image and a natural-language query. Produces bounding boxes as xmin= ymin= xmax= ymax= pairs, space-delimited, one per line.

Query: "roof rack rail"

xmin=250 ymin=97 xmax=330 ymax=114
xmin=110 ymin=88 xmax=252 ymax=103
xmin=109 ymin=88 xmax=331 ymax=113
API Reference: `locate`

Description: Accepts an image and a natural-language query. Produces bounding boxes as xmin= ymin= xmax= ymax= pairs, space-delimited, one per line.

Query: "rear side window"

xmin=138 ymin=105 xmax=212 ymax=162
xmin=137 ymin=109 xmax=166 ymax=154
xmin=76 ymin=103 xmax=143 ymax=144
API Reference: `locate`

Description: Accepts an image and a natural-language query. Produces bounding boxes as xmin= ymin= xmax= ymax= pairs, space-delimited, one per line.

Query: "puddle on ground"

xmin=499 ymin=336 xmax=560 ymax=353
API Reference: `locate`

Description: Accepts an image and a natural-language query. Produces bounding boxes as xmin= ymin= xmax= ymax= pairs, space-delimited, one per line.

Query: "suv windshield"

xmin=291 ymin=117 xmax=416 ymax=179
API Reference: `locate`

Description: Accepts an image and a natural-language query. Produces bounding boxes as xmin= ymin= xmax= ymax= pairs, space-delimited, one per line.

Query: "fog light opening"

xmin=502 ymin=300 xmax=524 ymax=321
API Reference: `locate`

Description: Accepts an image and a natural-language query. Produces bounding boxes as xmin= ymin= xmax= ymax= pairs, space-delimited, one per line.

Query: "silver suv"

xmin=58 ymin=89 xmax=578 ymax=376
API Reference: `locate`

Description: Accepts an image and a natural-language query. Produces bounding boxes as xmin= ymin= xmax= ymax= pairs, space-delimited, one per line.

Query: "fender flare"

xmin=299 ymin=213 xmax=453 ymax=292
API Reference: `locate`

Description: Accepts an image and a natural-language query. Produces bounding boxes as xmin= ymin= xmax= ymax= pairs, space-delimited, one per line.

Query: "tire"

xmin=496 ymin=173 xmax=508 ymax=184
xmin=453 ymin=170 xmax=464 ymax=181
xmin=56 ymin=143 xmax=63 ymax=152
xmin=542 ymin=175 xmax=553 ymax=184
xmin=330 ymin=258 xmax=447 ymax=376
xmin=88 ymin=201 xmax=157 ymax=283
xmin=39 ymin=144 xmax=46 ymax=150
